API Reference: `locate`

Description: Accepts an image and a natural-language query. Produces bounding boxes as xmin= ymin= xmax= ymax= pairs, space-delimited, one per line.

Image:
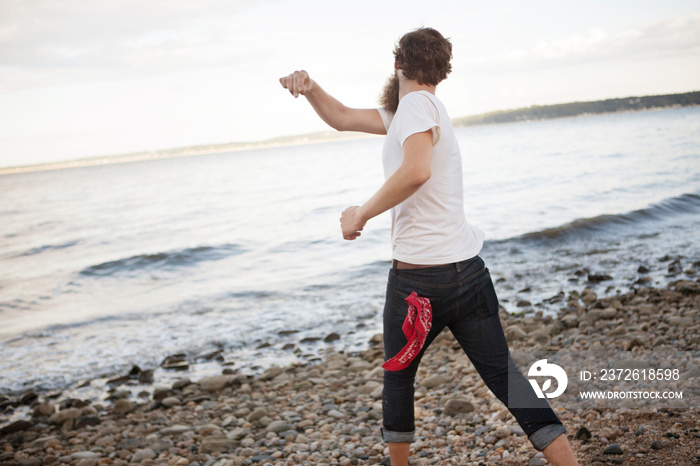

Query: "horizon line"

xmin=1 ymin=89 xmax=697 ymax=176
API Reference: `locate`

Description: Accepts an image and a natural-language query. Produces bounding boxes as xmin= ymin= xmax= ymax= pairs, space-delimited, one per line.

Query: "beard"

xmin=379 ymin=71 xmax=400 ymax=114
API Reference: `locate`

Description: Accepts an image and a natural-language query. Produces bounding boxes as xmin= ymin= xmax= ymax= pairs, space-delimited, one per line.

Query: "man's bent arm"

xmin=280 ymin=70 xmax=386 ymax=135
xmin=340 ymin=130 xmax=433 ymax=240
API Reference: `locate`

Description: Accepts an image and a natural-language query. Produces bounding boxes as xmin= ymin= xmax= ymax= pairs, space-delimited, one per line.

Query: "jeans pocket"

xmin=392 ymin=289 xmax=441 ymax=325
xmin=475 ymin=278 xmax=499 ymax=318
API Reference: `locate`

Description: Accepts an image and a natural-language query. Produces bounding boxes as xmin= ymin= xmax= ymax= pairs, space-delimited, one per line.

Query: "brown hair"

xmin=394 ymin=27 xmax=452 ymax=86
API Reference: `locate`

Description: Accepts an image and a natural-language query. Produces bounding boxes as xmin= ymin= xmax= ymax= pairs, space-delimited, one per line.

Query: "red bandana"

xmin=382 ymin=292 xmax=433 ymax=371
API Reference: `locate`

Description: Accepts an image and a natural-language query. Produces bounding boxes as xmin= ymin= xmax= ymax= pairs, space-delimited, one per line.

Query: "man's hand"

xmin=340 ymin=206 xmax=366 ymax=241
xmin=279 ymin=70 xmax=315 ymax=98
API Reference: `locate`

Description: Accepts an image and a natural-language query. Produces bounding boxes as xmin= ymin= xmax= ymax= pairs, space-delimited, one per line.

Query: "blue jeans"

xmin=381 ymin=256 xmax=565 ymax=451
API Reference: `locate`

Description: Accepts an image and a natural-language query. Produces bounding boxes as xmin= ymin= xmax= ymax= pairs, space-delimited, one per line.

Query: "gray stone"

xmin=32 ymin=401 xmax=55 ymax=418
xmin=259 ymin=366 xmax=284 ymax=381
xmin=247 ymin=407 xmax=268 ymax=422
xmin=421 ymin=374 xmax=449 ymax=388
xmin=603 ymin=444 xmax=623 ymax=455
xmin=70 ymin=452 xmax=101 ymax=460
xmin=266 ymin=420 xmax=295 ymax=434
xmin=505 ymin=325 xmax=528 ymax=341
xmin=200 ymin=436 xmax=238 ymax=454
xmin=112 ymin=399 xmax=133 ymax=415
xmin=50 ymin=408 xmax=81 ymax=424
xmin=131 ymin=448 xmax=156 ymax=462
xmin=650 ymin=440 xmax=663 ymax=450
xmin=159 ymin=424 xmax=192 ymax=436
xmin=443 ymin=398 xmax=475 ymax=416
xmin=494 ymin=427 xmax=511 ymax=439
xmin=199 ymin=375 xmax=233 ymax=392
xmin=31 ymin=436 xmax=60 ymax=449
xmin=161 ymin=396 xmax=182 ymax=407
xmin=0 ymin=419 xmax=33 ymax=435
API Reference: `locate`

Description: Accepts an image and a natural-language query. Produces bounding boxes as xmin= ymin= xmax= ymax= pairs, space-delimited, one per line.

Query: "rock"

xmin=0 ymin=419 xmax=33 ymax=435
xmin=588 ymin=273 xmax=613 ymax=283
xmin=251 ymin=455 xmax=277 ymax=463
xmin=75 ymin=415 xmax=100 ymax=429
xmin=324 ymin=332 xmax=341 ymax=342
xmin=443 ymin=398 xmax=474 ymax=416
xmin=32 ymin=401 xmax=55 ymax=418
xmin=49 ymin=407 xmax=81 ymax=425
xmin=199 ymin=375 xmax=233 ymax=392
xmin=31 ymin=436 xmax=60 ymax=449
xmin=161 ymin=354 xmax=189 ymax=370
xmin=161 ymin=396 xmax=182 ymax=407
xmin=575 ymin=426 xmax=592 ymax=441
xmin=267 ymin=420 xmax=295 ymax=434
xmin=131 ymin=448 xmax=156 ymax=462
xmin=138 ymin=369 xmax=154 ymax=384
xmin=581 ymin=289 xmax=597 ymax=305
xmin=561 ymin=314 xmax=579 ymax=328
xmin=494 ymin=427 xmax=511 ymax=439
xmin=603 ymin=444 xmax=623 ymax=454
xmin=528 ymin=458 xmax=546 ymax=466
xmin=159 ymin=425 xmax=192 ymax=436
xmin=18 ymin=390 xmax=38 ymax=405
xmin=200 ymin=436 xmax=238 ymax=454
xmin=112 ymin=399 xmax=133 ymax=414
xmin=259 ymin=366 xmax=284 ymax=381
xmin=328 ymin=409 xmax=345 ymax=419
xmin=71 ymin=452 xmax=101 ymax=460
xmin=421 ymin=374 xmax=449 ymax=388
xmin=651 ymin=440 xmax=663 ymax=450
xmin=247 ymin=407 xmax=268 ymax=422
xmin=608 ymin=325 xmax=627 ymax=336
xmin=153 ymin=387 xmax=175 ymax=400
xmin=148 ymin=438 xmax=174 ymax=453
xmin=16 ymin=458 xmax=41 ymax=466
xmin=505 ymin=325 xmax=528 ymax=341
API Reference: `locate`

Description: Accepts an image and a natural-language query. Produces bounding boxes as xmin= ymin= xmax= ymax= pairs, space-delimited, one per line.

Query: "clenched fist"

xmin=279 ymin=70 xmax=315 ymax=98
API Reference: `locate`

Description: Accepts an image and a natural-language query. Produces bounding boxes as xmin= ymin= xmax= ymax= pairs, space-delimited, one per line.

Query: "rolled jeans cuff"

xmin=381 ymin=427 xmax=415 ymax=443
xmin=528 ymin=423 xmax=566 ymax=451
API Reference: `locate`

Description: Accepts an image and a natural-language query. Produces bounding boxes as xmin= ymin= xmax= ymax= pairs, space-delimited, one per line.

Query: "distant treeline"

xmin=453 ymin=91 xmax=700 ymax=127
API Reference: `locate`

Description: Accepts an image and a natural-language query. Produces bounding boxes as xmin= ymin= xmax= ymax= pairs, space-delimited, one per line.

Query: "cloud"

xmin=0 ymin=0 xmax=270 ymax=91
xmin=493 ymin=14 xmax=700 ymax=69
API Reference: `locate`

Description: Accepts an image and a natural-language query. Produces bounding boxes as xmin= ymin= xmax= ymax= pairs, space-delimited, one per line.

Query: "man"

xmin=280 ymin=27 xmax=578 ymax=466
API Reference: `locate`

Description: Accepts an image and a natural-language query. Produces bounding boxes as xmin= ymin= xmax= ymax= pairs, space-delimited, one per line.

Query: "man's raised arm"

xmin=279 ymin=70 xmax=387 ymax=135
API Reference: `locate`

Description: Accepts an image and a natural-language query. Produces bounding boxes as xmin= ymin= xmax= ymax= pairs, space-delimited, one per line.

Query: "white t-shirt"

xmin=377 ymin=91 xmax=484 ymax=265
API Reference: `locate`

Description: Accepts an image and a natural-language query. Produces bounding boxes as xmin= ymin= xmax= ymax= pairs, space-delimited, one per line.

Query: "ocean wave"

xmin=518 ymin=192 xmax=700 ymax=242
xmin=17 ymin=240 xmax=82 ymax=257
xmin=79 ymin=244 xmax=244 ymax=278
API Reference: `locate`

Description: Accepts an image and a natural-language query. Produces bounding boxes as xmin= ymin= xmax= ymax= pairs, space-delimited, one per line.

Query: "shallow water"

xmin=0 ymin=106 xmax=699 ymax=396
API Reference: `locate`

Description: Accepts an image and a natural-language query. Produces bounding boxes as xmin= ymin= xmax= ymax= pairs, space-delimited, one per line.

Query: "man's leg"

xmin=543 ymin=434 xmax=579 ymax=466
xmin=448 ymin=270 xmax=577 ymax=464
xmin=388 ymin=443 xmax=410 ymax=466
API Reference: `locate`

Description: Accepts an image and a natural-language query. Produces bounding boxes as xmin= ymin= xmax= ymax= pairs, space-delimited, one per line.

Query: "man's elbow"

xmin=408 ymin=167 xmax=431 ymax=187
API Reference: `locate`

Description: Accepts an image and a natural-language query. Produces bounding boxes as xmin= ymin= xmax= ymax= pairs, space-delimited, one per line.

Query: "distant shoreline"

xmin=1 ymin=90 xmax=698 ymax=176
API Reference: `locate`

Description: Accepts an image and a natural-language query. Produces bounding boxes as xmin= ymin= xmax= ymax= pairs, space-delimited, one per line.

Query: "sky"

xmin=0 ymin=0 xmax=699 ymax=169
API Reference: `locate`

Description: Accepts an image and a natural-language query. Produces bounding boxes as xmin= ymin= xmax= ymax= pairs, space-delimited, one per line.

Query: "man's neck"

xmin=398 ymin=78 xmax=435 ymax=101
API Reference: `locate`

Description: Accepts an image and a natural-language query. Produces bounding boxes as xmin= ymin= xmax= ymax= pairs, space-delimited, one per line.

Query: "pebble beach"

xmin=1 ymin=277 xmax=698 ymax=466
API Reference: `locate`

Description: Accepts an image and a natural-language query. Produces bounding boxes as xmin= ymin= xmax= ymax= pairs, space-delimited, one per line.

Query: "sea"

xmin=1 ymin=106 xmax=699 ymax=405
